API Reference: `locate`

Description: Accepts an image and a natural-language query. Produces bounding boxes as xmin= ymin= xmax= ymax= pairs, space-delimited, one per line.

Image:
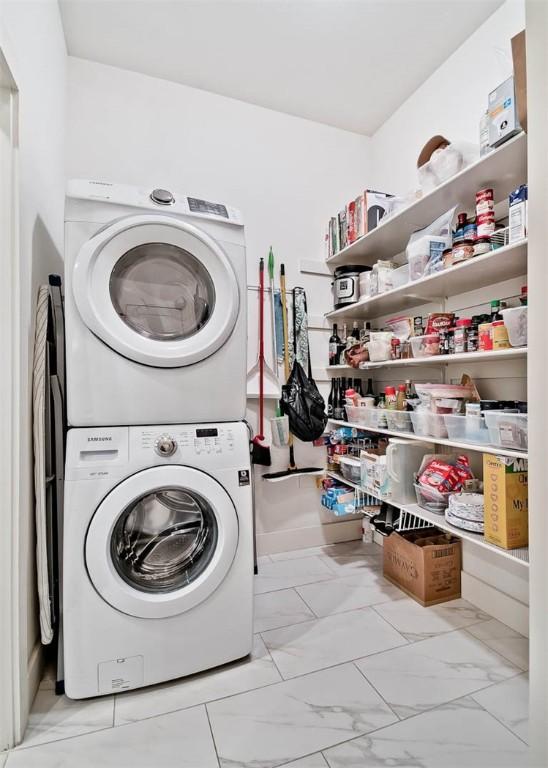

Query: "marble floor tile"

xmin=7 ymin=705 xmax=218 ymax=768
xmin=281 ymin=754 xmax=328 ymax=767
xmin=254 ymin=556 xmax=334 ymax=595
xmin=115 ymin=635 xmax=281 ymax=725
xmin=207 ymin=662 xmax=397 ymax=768
xmin=373 ymin=596 xmax=491 ymax=641
xmin=18 ymin=687 xmax=114 ymax=749
xmin=466 ymin=618 xmax=529 ymax=670
xmin=296 ymin=574 xmax=403 ymax=618
xmin=254 ymin=589 xmax=315 ymax=632
xmin=355 ymin=628 xmax=521 ymax=719
xmin=270 ymin=541 xmax=381 ymax=562
xmin=0 ymin=752 xmax=7 ymax=768
xmin=319 ymin=554 xmax=382 ymax=578
xmin=262 ymin=607 xmax=407 ymax=679
xmin=323 ymin=696 xmax=528 ymax=767
xmin=472 ymin=672 xmax=529 ymax=744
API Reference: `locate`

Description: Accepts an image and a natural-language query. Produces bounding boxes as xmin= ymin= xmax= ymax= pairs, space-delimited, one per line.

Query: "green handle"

xmin=268 ymin=246 xmax=274 ymax=280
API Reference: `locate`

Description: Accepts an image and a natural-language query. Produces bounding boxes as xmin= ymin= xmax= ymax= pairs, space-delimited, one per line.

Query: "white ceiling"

xmin=59 ymin=0 xmax=503 ymax=136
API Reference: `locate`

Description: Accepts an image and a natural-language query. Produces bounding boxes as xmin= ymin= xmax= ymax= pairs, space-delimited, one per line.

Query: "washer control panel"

xmin=138 ymin=426 xmax=236 ymax=459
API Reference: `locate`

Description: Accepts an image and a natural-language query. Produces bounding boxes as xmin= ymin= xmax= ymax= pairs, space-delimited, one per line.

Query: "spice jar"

xmin=454 ymin=318 xmax=472 ymax=353
xmin=391 ymin=337 xmax=401 ymax=359
xmin=492 ymin=320 xmax=511 ymax=350
xmin=443 ymin=247 xmax=453 ymax=268
xmin=384 ymin=386 xmax=397 ymax=410
xmin=467 ymin=319 xmax=479 ymax=352
xmin=479 ymin=322 xmax=493 ymax=351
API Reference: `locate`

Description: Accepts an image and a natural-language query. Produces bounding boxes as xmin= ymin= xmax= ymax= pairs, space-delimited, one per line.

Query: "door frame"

xmin=0 ymin=34 xmax=23 ymax=750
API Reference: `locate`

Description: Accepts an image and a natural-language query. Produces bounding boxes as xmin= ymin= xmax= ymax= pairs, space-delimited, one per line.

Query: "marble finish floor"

xmin=3 ymin=540 xmax=529 ymax=767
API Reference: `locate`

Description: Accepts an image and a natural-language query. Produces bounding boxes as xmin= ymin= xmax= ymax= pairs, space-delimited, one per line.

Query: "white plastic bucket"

xmin=270 ymin=415 xmax=289 ymax=447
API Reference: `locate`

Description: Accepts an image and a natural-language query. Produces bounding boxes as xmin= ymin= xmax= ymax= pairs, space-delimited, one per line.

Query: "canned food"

xmin=476 ymin=188 xmax=494 ymax=215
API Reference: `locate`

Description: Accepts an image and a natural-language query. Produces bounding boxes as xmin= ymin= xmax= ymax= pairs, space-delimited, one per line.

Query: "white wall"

xmin=370 ymin=0 xmax=526 ymax=194
xmin=0 ymin=0 xmax=66 ymax=742
xmin=66 ymin=57 xmax=372 ymax=552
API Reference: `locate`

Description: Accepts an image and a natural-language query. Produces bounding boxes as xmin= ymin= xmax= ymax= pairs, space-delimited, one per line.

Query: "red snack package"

xmin=425 ymin=313 xmax=455 ymax=335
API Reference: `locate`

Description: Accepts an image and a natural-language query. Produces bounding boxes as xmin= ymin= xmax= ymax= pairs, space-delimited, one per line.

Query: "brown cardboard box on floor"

xmin=383 ymin=529 xmax=461 ymax=607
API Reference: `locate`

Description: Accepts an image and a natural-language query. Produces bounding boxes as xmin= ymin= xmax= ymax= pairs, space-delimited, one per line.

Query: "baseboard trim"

xmin=461 ymin=571 xmax=529 ymax=636
xmin=256 ymin=519 xmax=363 ymax=555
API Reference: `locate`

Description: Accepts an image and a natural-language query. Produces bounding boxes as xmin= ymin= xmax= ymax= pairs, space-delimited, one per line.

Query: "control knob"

xmin=154 ymin=435 xmax=177 ymax=457
xmin=150 ymin=188 xmax=175 ymax=205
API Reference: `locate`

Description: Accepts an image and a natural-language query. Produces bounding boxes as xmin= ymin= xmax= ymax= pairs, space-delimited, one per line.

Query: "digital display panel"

xmin=187 ymin=197 xmax=228 ymax=218
xmin=196 ymin=428 xmax=218 ymax=438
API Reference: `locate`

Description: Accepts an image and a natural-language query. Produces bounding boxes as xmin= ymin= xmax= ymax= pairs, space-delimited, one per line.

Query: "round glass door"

xmin=111 ymin=487 xmax=218 ymax=593
xmin=85 ymin=465 xmax=239 ymax=619
xmin=109 ymin=244 xmax=215 ymax=341
xmin=73 ymin=215 xmax=240 ymax=368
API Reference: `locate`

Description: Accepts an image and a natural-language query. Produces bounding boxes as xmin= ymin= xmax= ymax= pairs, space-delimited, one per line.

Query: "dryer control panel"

xmin=138 ymin=425 xmax=236 ymax=456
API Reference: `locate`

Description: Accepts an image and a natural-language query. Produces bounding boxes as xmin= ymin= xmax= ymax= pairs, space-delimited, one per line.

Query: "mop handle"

xmin=280 ymin=264 xmax=294 ymax=455
xmin=258 ymin=257 xmax=265 ymax=440
xmin=268 ymin=247 xmax=277 ymax=366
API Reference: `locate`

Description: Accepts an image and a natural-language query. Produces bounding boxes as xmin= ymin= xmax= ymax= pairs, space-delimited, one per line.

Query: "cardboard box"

xmin=511 ymin=29 xmax=527 ymax=133
xmin=483 ymin=453 xmax=528 ymax=549
xmin=383 ymin=529 xmax=461 ymax=607
xmin=488 ymin=76 xmax=521 ymax=148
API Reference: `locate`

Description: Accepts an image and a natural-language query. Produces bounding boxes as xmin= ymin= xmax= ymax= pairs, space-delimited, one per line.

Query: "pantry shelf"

xmin=326 ymin=347 xmax=527 ymax=373
xmin=326 ymin=132 xmax=527 ymax=267
xmin=325 ymin=239 xmax=527 ymax=321
xmin=326 ymin=469 xmax=529 ymax=567
xmin=325 ymin=471 xmax=381 ymax=517
xmin=327 ymin=417 xmax=528 ymax=460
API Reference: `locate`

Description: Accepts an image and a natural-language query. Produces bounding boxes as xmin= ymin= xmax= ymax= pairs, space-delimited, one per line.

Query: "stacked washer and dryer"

xmin=63 ymin=180 xmax=253 ymax=699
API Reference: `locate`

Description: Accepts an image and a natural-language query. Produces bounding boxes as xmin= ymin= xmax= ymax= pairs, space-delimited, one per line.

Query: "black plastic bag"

xmin=281 ymin=362 xmax=327 ymax=442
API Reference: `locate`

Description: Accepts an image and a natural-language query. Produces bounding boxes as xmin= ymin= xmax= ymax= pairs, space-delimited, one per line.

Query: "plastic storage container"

xmin=366 ymin=332 xmax=393 ymax=362
xmin=339 ymin=456 xmax=362 ymax=484
xmin=501 ymin=306 xmax=527 ymax=347
xmin=414 ymin=483 xmax=451 ymax=514
xmin=392 ymin=263 xmax=410 ymax=290
xmin=363 ymin=408 xmax=388 ymax=429
xmin=410 ymin=411 xmax=448 ymax=439
xmin=483 ymin=410 xmax=528 ymax=450
xmin=344 ymin=405 xmax=369 ymax=426
xmin=409 ymin=334 xmax=440 ymax=358
xmin=385 ymin=410 xmax=413 ymax=432
xmin=443 ymin=414 xmax=490 ymax=444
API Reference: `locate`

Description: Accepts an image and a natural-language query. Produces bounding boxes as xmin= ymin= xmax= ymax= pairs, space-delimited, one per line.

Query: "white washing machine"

xmin=63 ymin=421 xmax=253 ymax=699
xmin=64 ymin=179 xmax=247 ymax=426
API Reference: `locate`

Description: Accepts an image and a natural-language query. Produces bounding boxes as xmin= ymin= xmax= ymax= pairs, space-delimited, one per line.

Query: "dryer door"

xmin=85 ymin=465 xmax=239 ymax=618
xmin=73 ymin=214 xmax=240 ymax=367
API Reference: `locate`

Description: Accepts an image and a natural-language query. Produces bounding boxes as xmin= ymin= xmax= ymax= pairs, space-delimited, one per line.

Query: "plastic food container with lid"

xmin=409 ymin=334 xmax=440 ymax=358
xmin=443 ymin=414 xmax=490 ymax=444
xmin=483 ymin=411 xmax=528 ymax=450
xmin=501 ymin=306 xmax=527 ymax=347
xmin=339 ymin=456 xmax=362 ymax=484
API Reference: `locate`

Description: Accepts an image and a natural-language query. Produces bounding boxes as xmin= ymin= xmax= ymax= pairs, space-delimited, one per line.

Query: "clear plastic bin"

xmin=339 ymin=456 xmax=362 ymax=484
xmin=410 ymin=411 xmax=448 ymax=439
xmin=364 ymin=408 xmax=388 ymax=429
xmin=500 ymin=306 xmax=527 ymax=347
xmin=408 ymin=251 xmax=429 ymax=282
xmin=392 ymin=263 xmax=410 ymax=290
xmin=483 ymin=411 xmax=528 ymax=450
xmin=385 ymin=410 xmax=412 ymax=432
xmin=414 ymin=483 xmax=451 ymax=514
xmin=344 ymin=405 xmax=369 ymax=426
xmin=443 ymin=414 xmax=490 ymax=445
xmin=409 ymin=334 xmax=440 ymax=358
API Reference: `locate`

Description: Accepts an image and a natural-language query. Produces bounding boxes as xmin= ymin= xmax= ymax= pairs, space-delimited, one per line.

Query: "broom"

xmin=262 ymin=265 xmax=323 ymax=481
xmin=251 ymin=257 xmax=272 ymax=466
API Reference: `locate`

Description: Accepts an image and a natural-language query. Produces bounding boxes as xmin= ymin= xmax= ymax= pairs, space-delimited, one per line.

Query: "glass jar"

xmin=454 ymin=318 xmax=472 ymax=353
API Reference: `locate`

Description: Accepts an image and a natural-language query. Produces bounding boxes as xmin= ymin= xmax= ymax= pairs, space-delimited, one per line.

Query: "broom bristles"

xmin=251 ymin=436 xmax=272 ymax=466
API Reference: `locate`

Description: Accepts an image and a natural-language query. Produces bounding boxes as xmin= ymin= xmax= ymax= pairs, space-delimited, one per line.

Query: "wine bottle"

xmin=329 ymin=324 xmax=342 ymax=365
xmin=333 ymin=378 xmax=345 ymax=420
xmin=365 ymin=377 xmax=375 ymax=397
xmin=351 ymin=321 xmax=360 ymax=340
xmin=353 ymin=378 xmax=363 ymax=397
xmin=327 ymin=378 xmax=335 ymax=417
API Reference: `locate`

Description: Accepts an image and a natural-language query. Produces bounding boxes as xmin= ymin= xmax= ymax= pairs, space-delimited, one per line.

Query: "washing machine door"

xmin=85 ymin=465 xmax=239 ymax=618
xmin=73 ymin=214 xmax=240 ymax=367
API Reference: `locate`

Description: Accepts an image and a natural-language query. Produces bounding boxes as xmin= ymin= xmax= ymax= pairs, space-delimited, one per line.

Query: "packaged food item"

xmin=409 ymin=334 xmax=440 ymax=358
xmin=452 ymin=240 xmax=475 ymax=264
xmin=453 ymin=212 xmax=468 ymax=243
xmin=476 ymin=188 xmax=494 ymax=214
xmin=418 ymin=455 xmax=473 ymax=494
xmin=453 ymin=318 xmax=471 ymax=353
xmin=474 ymin=237 xmax=492 ymax=256
xmin=488 ymin=76 xmax=521 ymax=148
xmin=479 ymin=322 xmax=493 ymax=351
xmin=509 ymin=184 xmax=528 ymax=243
xmin=483 ymin=454 xmax=528 ymax=549
xmin=425 ymin=313 xmax=455 ymax=335
xmin=391 ymin=338 xmax=401 ymax=359
xmin=463 ymin=222 xmax=477 ymax=242
xmin=443 ymin=247 xmax=453 ymax=267
xmin=467 ymin=319 xmax=479 ymax=352
xmin=477 ymin=212 xmax=495 ymax=238
xmin=492 ymin=320 xmax=511 ymax=349
xmin=396 ymin=384 xmax=406 ymax=411
xmin=385 ymin=386 xmax=397 ymax=410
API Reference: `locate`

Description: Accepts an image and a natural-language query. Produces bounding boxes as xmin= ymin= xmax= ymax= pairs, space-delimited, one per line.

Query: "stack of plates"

xmin=445 ymin=493 xmax=484 ymax=533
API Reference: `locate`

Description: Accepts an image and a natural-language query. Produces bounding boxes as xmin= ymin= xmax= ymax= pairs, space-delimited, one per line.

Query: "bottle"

xmin=396 ymin=384 xmax=406 ymax=411
xmin=342 ymin=323 xmax=348 ymax=348
xmin=490 ymin=299 xmax=503 ymax=322
xmin=385 ymin=386 xmax=397 ymax=410
xmin=329 ymin=324 xmax=342 ymax=366
xmin=327 ymin=378 xmax=335 ymax=418
xmin=453 ymin=212 xmax=468 ymax=243
xmin=360 ymin=321 xmax=372 ymax=345
xmin=351 ymin=321 xmax=360 ymax=341
xmin=339 ymin=378 xmax=348 ymax=421
xmin=520 ymin=286 xmax=528 ymax=306
xmin=365 ymin=378 xmax=375 ymax=398
xmin=353 ymin=378 xmax=363 ymax=397
xmin=333 ymin=378 xmax=344 ymax=420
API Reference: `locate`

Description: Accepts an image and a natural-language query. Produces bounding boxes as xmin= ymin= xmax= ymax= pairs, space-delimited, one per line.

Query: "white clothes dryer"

xmin=63 ymin=421 xmax=253 ymax=699
xmin=64 ymin=179 xmax=247 ymax=426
